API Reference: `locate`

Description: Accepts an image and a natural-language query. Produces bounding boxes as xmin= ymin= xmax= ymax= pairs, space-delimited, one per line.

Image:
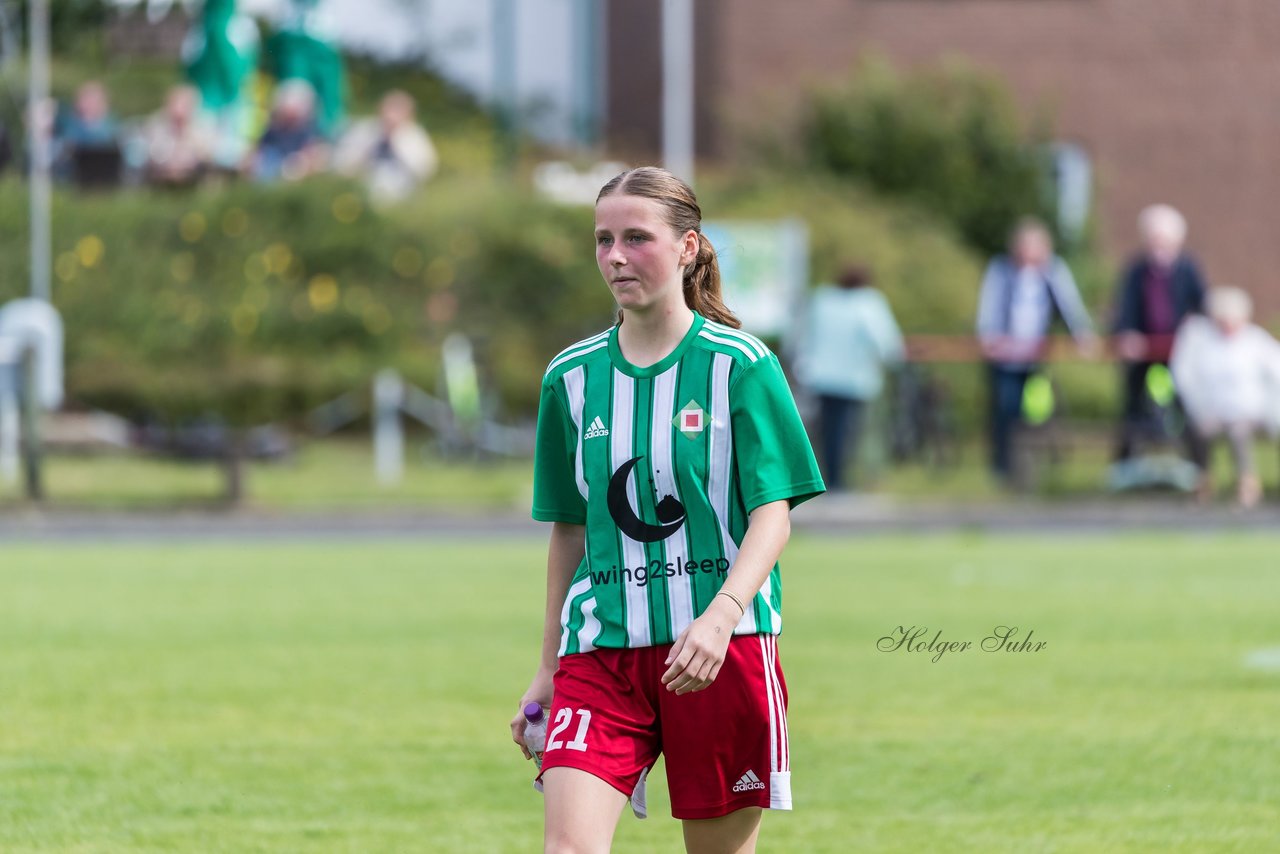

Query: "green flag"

xmin=184 ymin=0 xmax=259 ymax=111
xmin=267 ymin=0 xmax=346 ymax=137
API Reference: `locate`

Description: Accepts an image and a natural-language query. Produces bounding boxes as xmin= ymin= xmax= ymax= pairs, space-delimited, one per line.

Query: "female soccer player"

xmin=510 ymin=167 xmax=824 ymax=854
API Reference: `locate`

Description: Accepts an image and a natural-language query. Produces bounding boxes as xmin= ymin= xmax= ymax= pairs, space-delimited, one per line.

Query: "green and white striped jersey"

xmin=533 ymin=312 xmax=825 ymax=654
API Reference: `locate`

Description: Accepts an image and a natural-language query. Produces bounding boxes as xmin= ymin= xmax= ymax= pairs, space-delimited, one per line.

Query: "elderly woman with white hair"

xmin=1111 ymin=204 xmax=1210 ymax=463
xmin=1170 ymin=286 xmax=1280 ymax=507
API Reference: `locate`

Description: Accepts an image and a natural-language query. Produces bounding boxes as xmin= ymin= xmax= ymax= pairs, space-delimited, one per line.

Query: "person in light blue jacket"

xmin=795 ymin=265 xmax=904 ymax=491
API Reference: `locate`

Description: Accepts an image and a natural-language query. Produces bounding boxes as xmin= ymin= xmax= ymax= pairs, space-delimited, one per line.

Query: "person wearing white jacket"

xmin=333 ymin=90 xmax=438 ymax=203
xmin=1170 ymin=286 xmax=1280 ymax=507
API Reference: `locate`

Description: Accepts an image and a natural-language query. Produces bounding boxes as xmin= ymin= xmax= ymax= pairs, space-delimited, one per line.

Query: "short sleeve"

xmin=532 ymin=376 xmax=587 ymax=523
xmin=730 ymin=355 xmax=826 ymax=514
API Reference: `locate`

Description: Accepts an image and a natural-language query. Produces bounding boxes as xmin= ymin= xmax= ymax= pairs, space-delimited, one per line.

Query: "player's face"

xmin=1013 ymin=230 xmax=1051 ymax=268
xmin=594 ymin=194 xmax=697 ymax=313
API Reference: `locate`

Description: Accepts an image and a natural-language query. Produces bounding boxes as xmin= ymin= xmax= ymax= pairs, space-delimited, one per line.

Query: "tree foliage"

xmin=0 ymin=170 xmax=986 ymax=427
xmin=801 ymin=58 xmax=1055 ymax=256
xmin=0 ymin=176 xmax=610 ymax=426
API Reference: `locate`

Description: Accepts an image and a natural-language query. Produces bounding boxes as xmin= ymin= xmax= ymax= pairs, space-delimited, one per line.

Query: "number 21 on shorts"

xmin=547 ymin=708 xmax=591 ymax=752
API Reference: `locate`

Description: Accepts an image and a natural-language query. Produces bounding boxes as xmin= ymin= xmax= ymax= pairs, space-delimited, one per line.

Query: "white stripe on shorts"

xmin=760 ymin=634 xmax=792 ymax=809
xmin=766 ymin=636 xmax=788 ymax=771
xmin=759 ymin=635 xmax=779 ymax=775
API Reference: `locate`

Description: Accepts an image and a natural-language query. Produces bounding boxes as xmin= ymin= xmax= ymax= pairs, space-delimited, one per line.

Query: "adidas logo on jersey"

xmin=585 ymin=416 xmax=609 ymax=439
xmin=732 ymin=770 xmax=766 ymax=793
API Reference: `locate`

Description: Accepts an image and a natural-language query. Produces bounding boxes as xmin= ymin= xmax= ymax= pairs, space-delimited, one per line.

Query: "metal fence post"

xmin=20 ymin=346 xmax=43 ymax=500
xmin=374 ymin=369 xmax=404 ymax=486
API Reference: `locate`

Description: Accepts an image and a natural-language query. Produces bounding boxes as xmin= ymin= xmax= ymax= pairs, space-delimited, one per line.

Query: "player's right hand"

xmin=510 ymin=667 xmax=555 ymax=759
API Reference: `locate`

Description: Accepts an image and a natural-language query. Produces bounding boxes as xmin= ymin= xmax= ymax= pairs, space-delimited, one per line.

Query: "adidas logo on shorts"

xmin=732 ymin=770 xmax=766 ymax=793
xmin=585 ymin=416 xmax=609 ymax=439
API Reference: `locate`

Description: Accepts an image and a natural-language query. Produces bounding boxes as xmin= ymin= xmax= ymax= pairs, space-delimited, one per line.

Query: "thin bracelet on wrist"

xmin=715 ymin=589 xmax=746 ymax=617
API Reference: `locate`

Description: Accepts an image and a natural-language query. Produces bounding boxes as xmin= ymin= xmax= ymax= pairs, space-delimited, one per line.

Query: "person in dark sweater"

xmin=1111 ymin=204 xmax=1208 ymax=463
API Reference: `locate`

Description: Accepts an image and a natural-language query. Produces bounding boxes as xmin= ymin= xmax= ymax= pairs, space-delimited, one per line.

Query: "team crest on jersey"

xmin=674 ymin=401 xmax=708 ymax=438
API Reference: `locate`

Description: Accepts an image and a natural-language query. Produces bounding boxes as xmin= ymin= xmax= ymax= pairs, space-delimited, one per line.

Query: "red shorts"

xmin=539 ymin=633 xmax=790 ymax=820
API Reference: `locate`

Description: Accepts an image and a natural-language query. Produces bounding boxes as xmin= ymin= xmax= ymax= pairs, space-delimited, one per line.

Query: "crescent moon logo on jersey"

xmin=607 ymin=456 xmax=687 ymax=543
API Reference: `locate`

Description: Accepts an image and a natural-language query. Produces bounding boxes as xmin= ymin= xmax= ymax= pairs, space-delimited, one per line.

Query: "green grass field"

xmin=2 ymin=534 xmax=1277 ymax=852
xmin=8 ymin=432 xmax=1280 ymax=510
xmin=1 ymin=441 xmax=536 ymax=512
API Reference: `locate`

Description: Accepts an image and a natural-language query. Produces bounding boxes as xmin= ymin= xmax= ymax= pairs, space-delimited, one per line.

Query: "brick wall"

xmin=105 ymin=8 xmax=191 ymax=59
xmin=608 ymin=0 xmax=1280 ymax=318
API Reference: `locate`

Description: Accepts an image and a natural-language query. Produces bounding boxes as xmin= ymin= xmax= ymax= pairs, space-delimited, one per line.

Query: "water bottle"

xmin=522 ymin=702 xmax=547 ymax=770
xmin=520 ymin=702 xmax=643 ymax=814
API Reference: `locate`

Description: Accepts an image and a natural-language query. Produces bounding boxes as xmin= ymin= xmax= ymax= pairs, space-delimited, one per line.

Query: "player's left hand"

xmin=661 ymin=599 xmax=738 ymax=695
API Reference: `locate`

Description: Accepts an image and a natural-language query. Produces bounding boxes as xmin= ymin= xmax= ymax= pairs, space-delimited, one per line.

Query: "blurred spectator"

xmin=59 ymin=81 xmax=120 ymax=148
xmin=1112 ymin=204 xmax=1209 ymax=462
xmin=333 ymin=90 xmax=438 ymax=203
xmin=976 ymin=218 xmax=1096 ymax=482
xmin=248 ymin=80 xmax=327 ymax=182
xmin=1170 ymin=286 xmax=1280 ymax=507
xmin=139 ymin=86 xmax=215 ymax=187
xmin=54 ymin=81 xmax=123 ymax=187
xmin=794 ymin=265 xmax=904 ymax=491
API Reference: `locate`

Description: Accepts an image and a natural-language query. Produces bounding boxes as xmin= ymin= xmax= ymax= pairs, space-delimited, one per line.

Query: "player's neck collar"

xmin=608 ymin=311 xmax=704 ymax=379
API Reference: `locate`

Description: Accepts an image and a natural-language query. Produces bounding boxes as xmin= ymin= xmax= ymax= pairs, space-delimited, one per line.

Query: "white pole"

xmin=661 ymin=0 xmax=695 ymax=184
xmin=492 ymin=0 xmax=517 ymax=170
xmin=373 ymin=369 xmax=404 ymax=486
xmin=28 ymin=0 xmax=52 ymax=302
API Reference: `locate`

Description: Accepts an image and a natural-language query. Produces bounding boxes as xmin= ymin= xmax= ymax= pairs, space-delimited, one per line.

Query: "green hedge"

xmin=1 ymin=171 xmax=1007 ymax=426
xmin=798 ymin=57 xmax=1055 ymax=258
xmin=0 ymin=176 xmax=610 ymax=423
xmin=702 ymin=172 xmax=983 ymax=334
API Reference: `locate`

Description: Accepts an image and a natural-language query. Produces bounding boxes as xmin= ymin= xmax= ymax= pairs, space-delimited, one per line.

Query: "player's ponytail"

xmin=597 ymin=167 xmax=742 ymax=329
xmin=683 ymin=231 xmax=739 ymax=328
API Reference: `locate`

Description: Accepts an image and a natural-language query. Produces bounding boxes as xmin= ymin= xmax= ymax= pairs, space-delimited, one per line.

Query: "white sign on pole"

xmin=0 ymin=299 xmax=64 ymax=409
xmin=701 ymin=219 xmax=809 ymax=343
xmin=0 ymin=299 xmax=64 ymax=487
